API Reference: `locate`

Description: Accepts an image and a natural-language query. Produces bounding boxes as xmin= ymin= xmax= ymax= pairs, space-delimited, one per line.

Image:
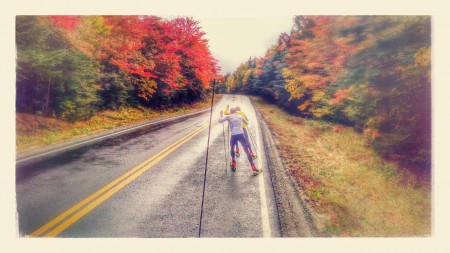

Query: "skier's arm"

xmin=218 ymin=111 xmax=227 ymax=123
xmin=224 ymin=105 xmax=230 ymax=115
xmin=241 ymin=116 xmax=248 ymax=126
xmin=241 ymin=111 xmax=249 ymax=122
xmin=238 ymin=111 xmax=249 ymax=127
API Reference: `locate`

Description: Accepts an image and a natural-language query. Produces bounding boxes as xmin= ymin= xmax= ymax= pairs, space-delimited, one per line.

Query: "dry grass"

xmin=17 ymin=95 xmax=221 ymax=152
xmin=252 ymin=96 xmax=431 ymax=236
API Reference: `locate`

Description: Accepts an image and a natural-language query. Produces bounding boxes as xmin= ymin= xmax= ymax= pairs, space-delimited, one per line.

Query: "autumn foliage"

xmin=223 ymin=16 xmax=431 ymax=169
xmin=16 ymin=15 xmax=218 ymax=121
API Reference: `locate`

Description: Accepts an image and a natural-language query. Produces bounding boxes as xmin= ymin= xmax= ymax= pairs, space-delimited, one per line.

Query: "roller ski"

xmin=230 ymin=160 xmax=237 ymax=172
xmin=252 ymin=166 xmax=262 ymax=176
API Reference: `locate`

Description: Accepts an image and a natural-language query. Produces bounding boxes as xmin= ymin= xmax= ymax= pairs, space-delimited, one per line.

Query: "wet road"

xmin=16 ymin=94 xmax=280 ymax=238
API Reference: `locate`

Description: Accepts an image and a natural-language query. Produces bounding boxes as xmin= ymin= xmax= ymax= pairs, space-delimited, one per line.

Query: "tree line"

xmin=16 ymin=16 xmax=219 ymax=121
xmin=220 ymin=16 xmax=431 ymax=169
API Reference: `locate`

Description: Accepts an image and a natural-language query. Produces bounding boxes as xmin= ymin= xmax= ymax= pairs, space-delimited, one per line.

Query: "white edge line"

xmin=252 ymin=97 xmax=271 ymax=238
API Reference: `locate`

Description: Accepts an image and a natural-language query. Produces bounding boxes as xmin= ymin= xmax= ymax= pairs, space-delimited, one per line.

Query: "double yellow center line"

xmin=31 ymin=123 xmax=210 ymax=237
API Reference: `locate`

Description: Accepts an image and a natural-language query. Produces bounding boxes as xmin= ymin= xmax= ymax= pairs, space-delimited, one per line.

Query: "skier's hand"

xmin=220 ymin=111 xmax=223 ymax=117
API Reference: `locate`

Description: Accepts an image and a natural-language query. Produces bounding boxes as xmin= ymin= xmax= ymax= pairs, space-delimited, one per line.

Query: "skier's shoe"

xmin=235 ymin=148 xmax=240 ymax=157
xmin=250 ymin=152 xmax=257 ymax=160
xmin=252 ymin=166 xmax=262 ymax=176
xmin=230 ymin=160 xmax=237 ymax=172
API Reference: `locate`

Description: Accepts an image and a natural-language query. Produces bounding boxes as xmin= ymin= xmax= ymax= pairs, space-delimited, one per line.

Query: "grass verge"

xmin=252 ymin=96 xmax=431 ymax=236
xmin=17 ymin=95 xmax=222 ymax=153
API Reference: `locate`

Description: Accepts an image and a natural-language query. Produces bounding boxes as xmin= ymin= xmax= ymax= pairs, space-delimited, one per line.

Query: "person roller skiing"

xmin=224 ymin=104 xmax=256 ymax=160
xmin=235 ymin=105 xmax=257 ymax=159
xmin=219 ymin=107 xmax=262 ymax=176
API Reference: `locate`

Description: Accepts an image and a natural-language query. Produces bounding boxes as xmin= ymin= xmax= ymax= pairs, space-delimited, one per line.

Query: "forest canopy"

xmin=16 ymin=16 xmax=219 ymax=121
xmin=220 ymin=16 xmax=431 ymax=169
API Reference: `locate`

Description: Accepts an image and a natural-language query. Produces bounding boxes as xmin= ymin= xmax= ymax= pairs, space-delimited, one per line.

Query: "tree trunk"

xmin=19 ymin=82 xmax=26 ymax=112
xmin=34 ymin=73 xmax=39 ymax=113
xmin=44 ymin=76 xmax=51 ymax=116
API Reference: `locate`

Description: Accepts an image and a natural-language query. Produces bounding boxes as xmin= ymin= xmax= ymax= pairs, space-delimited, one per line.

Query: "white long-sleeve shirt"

xmin=219 ymin=114 xmax=248 ymax=136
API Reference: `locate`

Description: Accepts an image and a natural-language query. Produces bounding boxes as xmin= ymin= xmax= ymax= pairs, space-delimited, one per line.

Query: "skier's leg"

xmin=230 ymin=135 xmax=237 ymax=170
xmin=237 ymin=135 xmax=254 ymax=167
xmin=238 ymin=134 xmax=262 ymax=175
xmin=243 ymin=128 xmax=254 ymax=156
xmin=230 ymin=135 xmax=236 ymax=159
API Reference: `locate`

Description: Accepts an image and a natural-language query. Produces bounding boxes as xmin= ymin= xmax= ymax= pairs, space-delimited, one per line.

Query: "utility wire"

xmin=198 ymin=80 xmax=215 ymax=237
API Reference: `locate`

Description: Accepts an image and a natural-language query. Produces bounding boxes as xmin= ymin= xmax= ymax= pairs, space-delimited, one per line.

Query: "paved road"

xmin=16 ymin=95 xmax=281 ymax=238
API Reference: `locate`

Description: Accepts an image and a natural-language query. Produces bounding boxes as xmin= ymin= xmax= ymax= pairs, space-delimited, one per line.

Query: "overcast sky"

xmin=194 ymin=16 xmax=294 ymax=74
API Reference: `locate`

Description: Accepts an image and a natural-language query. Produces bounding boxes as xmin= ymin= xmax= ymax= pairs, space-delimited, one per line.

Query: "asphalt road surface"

xmin=16 ymin=94 xmax=281 ymax=238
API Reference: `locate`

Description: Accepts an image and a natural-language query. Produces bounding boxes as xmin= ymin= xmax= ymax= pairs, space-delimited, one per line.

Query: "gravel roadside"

xmin=254 ymin=101 xmax=320 ymax=237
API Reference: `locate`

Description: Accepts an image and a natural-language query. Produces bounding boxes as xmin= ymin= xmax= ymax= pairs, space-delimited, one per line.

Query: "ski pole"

xmin=222 ymin=121 xmax=228 ymax=171
xmin=227 ymin=122 xmax=230 ymax=152
xmin=248 ymin=127 xmax=259 ymax=154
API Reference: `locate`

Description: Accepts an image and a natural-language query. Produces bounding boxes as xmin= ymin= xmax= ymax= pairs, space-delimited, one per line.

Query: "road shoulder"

xmin=253 ymin=100 xmax=319 ymax=237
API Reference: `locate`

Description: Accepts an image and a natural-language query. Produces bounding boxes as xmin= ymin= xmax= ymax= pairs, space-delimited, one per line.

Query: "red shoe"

xmin=230 ymin=160 xmax=237 ymax=171
xmin=252 ymin=165 xmax=262 ymax=176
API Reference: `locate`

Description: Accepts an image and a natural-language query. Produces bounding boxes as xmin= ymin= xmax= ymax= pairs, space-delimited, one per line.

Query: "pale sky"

xmin=195 ymin=16 xmax=294 ymax=74
xmin=162 ymin=15 xmax=295 ymax=74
